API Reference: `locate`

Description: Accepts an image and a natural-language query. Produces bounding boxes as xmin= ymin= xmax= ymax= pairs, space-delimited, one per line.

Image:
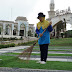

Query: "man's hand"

xmin=49 ymin=21 xmax=52 ymax=25
xmin=39 ymin=33 xmax=43 ymax=37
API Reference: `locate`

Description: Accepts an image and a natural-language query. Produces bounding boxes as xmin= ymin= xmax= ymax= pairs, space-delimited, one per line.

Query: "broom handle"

xmin=38 ymin=28 xmax=47 ymax=40
xmin=33 ymin=27 xmax=48 ymax=46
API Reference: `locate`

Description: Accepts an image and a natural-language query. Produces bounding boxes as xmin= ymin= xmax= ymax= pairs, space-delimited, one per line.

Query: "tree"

xmin=28 ymin=30 xmax=32 ymax=36
xmin=0 ymin=27 xmax=1 ymax=35
xmin=35 ymin=33 xmax=38 ymax=37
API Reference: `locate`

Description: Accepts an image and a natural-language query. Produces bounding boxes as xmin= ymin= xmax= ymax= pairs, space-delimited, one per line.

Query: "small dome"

xmin=15 ymin=16 xmax=28 ymax=21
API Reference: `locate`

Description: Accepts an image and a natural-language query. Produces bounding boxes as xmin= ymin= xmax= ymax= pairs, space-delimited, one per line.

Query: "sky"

xmin=0 ymin=0 xmax=72 ymax=30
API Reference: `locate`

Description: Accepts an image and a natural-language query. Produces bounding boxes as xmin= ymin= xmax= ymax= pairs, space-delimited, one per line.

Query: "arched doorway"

xmin=20 ymin=23 xmax=26 ymax=36
xmin=5 ymin=24 xmax=10 ymax=35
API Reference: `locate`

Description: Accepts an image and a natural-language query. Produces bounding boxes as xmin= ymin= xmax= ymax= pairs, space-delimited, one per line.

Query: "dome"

xmin=15 ymin=16 xmax=28 ymax=21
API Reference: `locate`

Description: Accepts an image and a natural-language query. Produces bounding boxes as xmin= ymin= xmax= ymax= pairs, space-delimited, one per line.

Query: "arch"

xmin=20 ymin=23 xmax=26 ymax=36
xmin=5 ymin=24 xmax=10 ymax=35
xmin=20 ymin=23 xmax=25 ymax=28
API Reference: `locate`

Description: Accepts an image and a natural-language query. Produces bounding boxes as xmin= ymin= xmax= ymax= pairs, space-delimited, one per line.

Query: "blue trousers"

xmin=39 ymin=44 xmax=49 ymax=62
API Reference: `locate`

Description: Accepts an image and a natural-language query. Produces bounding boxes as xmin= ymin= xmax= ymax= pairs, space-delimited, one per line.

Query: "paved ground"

xmin=12 ymin=51 xmax=72 ymax=54
xmin=19 ymin=57 xmax=72 ymax=62
xmin=0 ymin=46 xmax=30 ymax=54
xmin=0 ymin=67 xmax=72 ymax=72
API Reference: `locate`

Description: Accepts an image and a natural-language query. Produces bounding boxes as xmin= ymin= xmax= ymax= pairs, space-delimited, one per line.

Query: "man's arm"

xmin=36 ymin=27 xmax=40 ymax=35
xmin=36 ymin=27 xmax=43 ymax=37
xmin=47 ymin=25 xmax=53 ymax=32
xmin=48 ymin=21 xmax=53 ymax=32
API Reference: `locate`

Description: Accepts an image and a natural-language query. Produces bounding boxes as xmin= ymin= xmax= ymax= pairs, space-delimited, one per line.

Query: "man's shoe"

xmin=40 ymin=61 xmax=46 ymax=64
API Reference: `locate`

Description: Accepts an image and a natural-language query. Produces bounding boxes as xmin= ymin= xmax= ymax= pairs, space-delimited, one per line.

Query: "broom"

xmin=18 ymin=25 xmax=49 ymax=62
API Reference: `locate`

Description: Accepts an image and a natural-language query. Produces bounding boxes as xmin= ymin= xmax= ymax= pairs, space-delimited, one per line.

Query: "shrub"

xmin=9 ymin=43 xmax=15 ymax=47
xmin=17 ymin=40 xmax=36 ymax=46
xmin=9 ymin=37 xmax=18 ymax=40
xmin=0 ymin=43 xmax=15 ymax=49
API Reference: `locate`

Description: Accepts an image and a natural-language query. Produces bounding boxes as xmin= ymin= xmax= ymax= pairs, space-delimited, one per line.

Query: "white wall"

xmin=51 ymin=13 xmax=72 ymax=27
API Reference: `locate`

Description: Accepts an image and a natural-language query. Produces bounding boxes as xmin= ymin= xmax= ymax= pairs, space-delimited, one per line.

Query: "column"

xmin=26 ymin=25 xmax=29 ymax=37
xmin=18 ymin=23 xmax=20 ymax=36
xmin=3 ymin=23 xmax=5 ymax=35
xmin=12 ymin=24 xmax=14 ymax=36
xmin=33 ymin=27 xmax=35 ymax=37
xmin=9 ymin=25 xmax=11 ymax=35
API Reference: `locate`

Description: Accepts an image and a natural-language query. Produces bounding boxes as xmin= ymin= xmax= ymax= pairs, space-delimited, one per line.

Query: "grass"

xmin=0 ymin=38 xmax=72 ymax=49
xmin=33 ymin=49 xmax=72 ymax=52
xmin=20 ymin=48 xmax=72 ymax=52
xmin=31 ymin=53 xmax=72 ymax=56
xmin=0 ymin=55 xmax=72 ymax=70
xmin=50 ymin=38 xmax=72 ymax=46
xmin=4 ymin=52 xmax=72 ymax=56
xmin=34 ymin=46 xmax=72 ymax=49
xmin=15 ymin=38 xmax=72 ymax=46
xmin=48 ymin=50 xmax=72 ymax=52
xmin=0 ymin=38 xmax=72 ymax=70
xmin=33 ymin=38 xmax=72 ymax=46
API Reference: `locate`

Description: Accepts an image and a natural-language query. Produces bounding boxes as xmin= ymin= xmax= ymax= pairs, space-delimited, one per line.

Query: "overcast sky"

xmin=0 ymin=0 xmax=72 ymax=30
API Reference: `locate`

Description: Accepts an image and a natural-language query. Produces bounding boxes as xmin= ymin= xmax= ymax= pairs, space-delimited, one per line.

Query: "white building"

xmin=47 ymin=0 xmax=72 ymax=37
xmin=0 ymin=16 xmax=35 ymax=39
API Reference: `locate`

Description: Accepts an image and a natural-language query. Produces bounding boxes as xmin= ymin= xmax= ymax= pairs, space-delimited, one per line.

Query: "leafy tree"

xmin=28 ymin=30 xmax=32 ymax=36
xmin=35 ymin=33 xmax=38 ymax=37
xmin=0 ymin=27 xmax=1 ymax=34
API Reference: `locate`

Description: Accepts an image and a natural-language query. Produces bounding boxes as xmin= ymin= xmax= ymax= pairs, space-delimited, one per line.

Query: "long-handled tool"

xmin=18 ymin=25 xmax=49 ymax=62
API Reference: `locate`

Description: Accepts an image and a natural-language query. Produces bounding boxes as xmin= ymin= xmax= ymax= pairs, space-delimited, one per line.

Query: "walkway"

xmin=0 ymin=67 xmax=72 ymax=72
xmin=0 ymin=46 xmax=29 ymax=54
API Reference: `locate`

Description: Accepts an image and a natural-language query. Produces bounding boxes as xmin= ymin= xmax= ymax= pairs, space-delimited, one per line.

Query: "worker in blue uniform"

xmin=36 ymin=12 xmax=53 ymax=64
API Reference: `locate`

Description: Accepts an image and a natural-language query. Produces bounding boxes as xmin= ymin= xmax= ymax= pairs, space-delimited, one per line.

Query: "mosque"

xmin=47 ymin=0 xmax=72 ymax=38
xmin=0 ymin=16 xmax=35 ymax=39
xmin=0 ymin=0 xmax=72 ymax=39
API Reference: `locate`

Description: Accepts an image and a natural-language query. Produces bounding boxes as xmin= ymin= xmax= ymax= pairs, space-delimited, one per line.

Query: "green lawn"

xmin=4 ymin=52 xmax=72 ymax=56
xmin=0 ymin=56 xmax=72 ymax=70
xmin=20 ymin=48 xmax=72 ymax=52
xmin=34 ymin=46 xmax=72 ymax=49
xmin=33 ymin=38 xmax=72 ymax=46
xmin=50 ymin=38 xmax=72 ymax=46
xmin=33 ymin=49 xmax=72 ymax=52
xmin=0 ymin=38 xmax=72 ymax=70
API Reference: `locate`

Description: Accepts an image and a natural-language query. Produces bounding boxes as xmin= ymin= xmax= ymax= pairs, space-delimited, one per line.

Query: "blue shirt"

xmin=36 ymin=25 xmax=53 ymax=45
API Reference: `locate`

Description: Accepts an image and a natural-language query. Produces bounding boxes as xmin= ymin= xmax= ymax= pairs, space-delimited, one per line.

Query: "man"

xmin=36 ymin=12 xmax=53 ymax=64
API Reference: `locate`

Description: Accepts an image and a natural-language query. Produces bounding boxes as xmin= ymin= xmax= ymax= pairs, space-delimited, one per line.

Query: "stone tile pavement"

xmin=0 ymin=46 xmax=30 ymax=54
xmin=0 ymin=67 xmax=72 ymax=72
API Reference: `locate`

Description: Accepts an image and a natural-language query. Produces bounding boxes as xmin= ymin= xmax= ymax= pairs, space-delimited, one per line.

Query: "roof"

xmin=0 ymin=20 xmax=14 ymax=23
xmin=29 ymin=24 xmax=34 ymax=25
xmin=15 ymin=16 xmax=28 ymax=21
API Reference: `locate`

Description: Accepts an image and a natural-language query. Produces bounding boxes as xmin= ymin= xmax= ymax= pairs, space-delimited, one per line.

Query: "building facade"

xmin=47 ymin=0 xmax=72 ymax=38
xmin=0 ymin=16 xmax=35 ymax=39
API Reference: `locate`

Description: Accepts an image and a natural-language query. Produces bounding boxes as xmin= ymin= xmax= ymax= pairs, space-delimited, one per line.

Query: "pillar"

xmin=18 ymin=23 xmax=20 ymax=36
xmin=3 ymin=23 xmax=5 ymax=35
xmin=12 ymin=24 xmax=14 ymax=36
